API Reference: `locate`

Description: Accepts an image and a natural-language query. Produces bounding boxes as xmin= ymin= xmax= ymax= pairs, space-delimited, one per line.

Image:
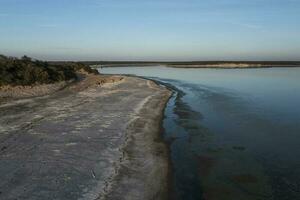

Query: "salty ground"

xmin=0 ymin=74 xmax=171 ymax=200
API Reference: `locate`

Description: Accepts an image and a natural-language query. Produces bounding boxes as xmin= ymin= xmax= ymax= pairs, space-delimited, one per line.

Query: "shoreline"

xmin=0 ymin=74 xmax=172 ymax=200
xmin=147 ymin=78 xmax=188 ymax=200
xmin=142 ymin=77 xmax=177 ymax=200
xmin=148 ymin=79 xmax=179 ymax=200
xmin=166 ymin=64 xmax=300 ymax=69
xmin=101 ymin=76 xmax=172 ymax=200
xmin=96 ymin=64 xmax=300 ymax=69
xmin=61 ymin=60 xmax=300 ymax=69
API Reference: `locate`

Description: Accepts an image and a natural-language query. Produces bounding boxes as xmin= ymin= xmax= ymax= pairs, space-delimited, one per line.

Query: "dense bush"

xmin=0 ymin=55 xmax=98 ymax=86
xmin=66 ymin=62 xmax=99 ymax=75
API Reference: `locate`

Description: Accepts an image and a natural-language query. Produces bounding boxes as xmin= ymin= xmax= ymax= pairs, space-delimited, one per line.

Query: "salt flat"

xmin=0 ymin=74 xmax=171 ymax=200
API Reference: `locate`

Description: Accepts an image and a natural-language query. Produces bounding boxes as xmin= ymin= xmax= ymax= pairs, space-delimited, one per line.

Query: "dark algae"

xmin=102 ymin=66 xmax=300 ymax=200
xmin=153 ymin=79 xmax=204 ymax=200
xmin=158 ymin=79 xmax=274 ymax=200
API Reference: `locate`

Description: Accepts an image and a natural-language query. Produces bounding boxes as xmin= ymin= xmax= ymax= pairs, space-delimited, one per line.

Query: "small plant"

xmin=0 ymin=55 xmax=98 ymax=86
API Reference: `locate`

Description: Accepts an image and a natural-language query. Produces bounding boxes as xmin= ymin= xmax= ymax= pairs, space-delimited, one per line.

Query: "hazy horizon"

xmin=1 ymin=0 xmax=300 ymax=61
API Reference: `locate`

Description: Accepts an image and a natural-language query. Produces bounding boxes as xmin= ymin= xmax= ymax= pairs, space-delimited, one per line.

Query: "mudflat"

xmin=0 ymin=74 xmax=171 ymax=200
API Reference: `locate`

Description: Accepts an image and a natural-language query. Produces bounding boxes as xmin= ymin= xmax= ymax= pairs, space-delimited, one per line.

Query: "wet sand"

xmin=0 ymin=74 xmax=171 ymax=200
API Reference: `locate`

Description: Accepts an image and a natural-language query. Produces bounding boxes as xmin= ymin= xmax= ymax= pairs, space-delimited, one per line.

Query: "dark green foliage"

xmin=0 ymin=55 xmax=98 ymax=86
xmin=66 ymin=62 xmax=99 ymax=75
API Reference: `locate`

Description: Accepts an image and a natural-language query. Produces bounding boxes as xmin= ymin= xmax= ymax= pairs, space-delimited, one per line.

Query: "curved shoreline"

xmin=100 ymin=77 xmax=172 ymax=200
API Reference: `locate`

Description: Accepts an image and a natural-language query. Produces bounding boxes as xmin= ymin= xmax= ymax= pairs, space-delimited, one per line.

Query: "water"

xmin=101 ymin=66 xmax=300 ymax=200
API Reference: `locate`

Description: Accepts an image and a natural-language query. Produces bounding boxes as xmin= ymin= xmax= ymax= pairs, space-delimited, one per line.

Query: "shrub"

xmin=0 ymin=55 xmax=78 ymax=86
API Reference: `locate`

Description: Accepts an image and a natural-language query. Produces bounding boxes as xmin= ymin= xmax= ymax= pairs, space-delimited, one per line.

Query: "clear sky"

xmin=1 ymin=0 xmax=300 ymax=61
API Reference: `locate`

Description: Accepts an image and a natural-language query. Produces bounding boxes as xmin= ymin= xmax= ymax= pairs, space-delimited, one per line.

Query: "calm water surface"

xmin=101 ymin=66 xmax=300 ymax=200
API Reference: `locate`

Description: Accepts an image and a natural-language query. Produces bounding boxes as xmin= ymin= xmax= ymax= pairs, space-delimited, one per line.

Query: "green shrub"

xmin=0 ymin=55 xmax=99 ymax=86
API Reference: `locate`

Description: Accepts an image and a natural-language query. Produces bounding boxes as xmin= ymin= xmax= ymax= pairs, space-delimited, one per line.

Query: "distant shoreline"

xmin=95 ymin=64 xmax=300 ymax=69
xmin=165 ymin=64 xmax=300 ymax=69
xmin=69 ymin=61 xmax=300 ymax=69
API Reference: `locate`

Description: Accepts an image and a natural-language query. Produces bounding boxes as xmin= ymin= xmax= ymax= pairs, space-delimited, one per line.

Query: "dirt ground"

xmin=0 ymin=74 xmax=171 ymax=200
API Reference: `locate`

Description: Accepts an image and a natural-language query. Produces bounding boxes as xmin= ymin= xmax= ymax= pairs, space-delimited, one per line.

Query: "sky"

xmin=0 ymin=0 xmax=300 ymax=61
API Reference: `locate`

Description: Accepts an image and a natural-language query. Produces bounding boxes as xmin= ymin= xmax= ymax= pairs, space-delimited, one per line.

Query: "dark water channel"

xmin=102 ymin=66 xmax=300 ymax=200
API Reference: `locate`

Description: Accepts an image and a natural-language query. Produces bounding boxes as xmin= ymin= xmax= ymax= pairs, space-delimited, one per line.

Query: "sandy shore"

xmin=0 ymin=74 xmax=171 ymax=200
xmin=167 ymin=64 xmax=300 ymax=68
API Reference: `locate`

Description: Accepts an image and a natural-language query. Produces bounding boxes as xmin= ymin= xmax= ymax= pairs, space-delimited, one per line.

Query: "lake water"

xmin=101 ymin=66 xmax=300 ymax=200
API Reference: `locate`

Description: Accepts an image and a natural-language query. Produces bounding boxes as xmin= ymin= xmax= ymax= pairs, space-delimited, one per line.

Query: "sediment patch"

xmin=0 ymin=74 xmax=171 ymax=200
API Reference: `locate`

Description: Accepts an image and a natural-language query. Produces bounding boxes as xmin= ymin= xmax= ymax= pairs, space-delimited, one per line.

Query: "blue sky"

xmin=0 ymin=0 xmax=300 ymax=61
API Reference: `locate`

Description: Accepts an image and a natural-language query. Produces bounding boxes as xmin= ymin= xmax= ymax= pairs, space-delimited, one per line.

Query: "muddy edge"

xmin=101 ymin=76 xmax=172 ymax=200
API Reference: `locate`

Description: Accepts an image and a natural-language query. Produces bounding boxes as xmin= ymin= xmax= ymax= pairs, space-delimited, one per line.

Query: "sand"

xmin=0 ymin=74 xmax=171 ymax=200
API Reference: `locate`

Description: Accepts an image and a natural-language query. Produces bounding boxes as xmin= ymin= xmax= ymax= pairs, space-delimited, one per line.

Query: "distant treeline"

xmin=62 ymin=60 xmax=300 ymax=67
xmin=0 ymin=55 xmax=98 ymax=86
xmin=49 ymin=61 xmax=162 ymax=67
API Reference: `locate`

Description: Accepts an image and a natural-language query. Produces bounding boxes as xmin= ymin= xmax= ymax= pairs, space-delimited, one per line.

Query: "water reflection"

xmin=101 ymin=66 xmax=300 ymax=200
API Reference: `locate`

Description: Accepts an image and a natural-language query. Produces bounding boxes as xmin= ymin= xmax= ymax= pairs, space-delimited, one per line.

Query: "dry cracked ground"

xmin=0 ymin=75 xmax=170 ymax=200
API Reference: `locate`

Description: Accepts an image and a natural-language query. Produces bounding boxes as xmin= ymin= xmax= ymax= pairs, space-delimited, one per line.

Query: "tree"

xmin=21 ymin=55 xmax=32 ymax=63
